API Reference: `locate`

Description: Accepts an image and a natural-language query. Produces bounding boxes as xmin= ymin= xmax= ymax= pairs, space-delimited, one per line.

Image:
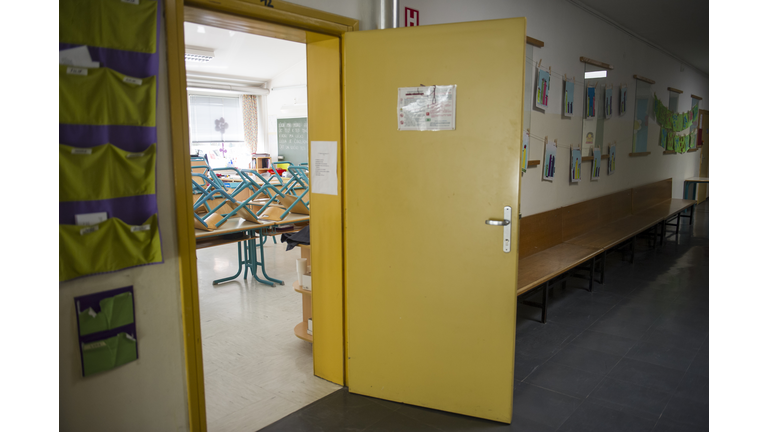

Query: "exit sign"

xmin=405 ymin=7 xmax=419 ymax=26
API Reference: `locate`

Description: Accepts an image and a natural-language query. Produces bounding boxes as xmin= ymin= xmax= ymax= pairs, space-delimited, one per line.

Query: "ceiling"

xmin=571 ymin=0 xmax=709 ymax=75
xmin=183 ymin=22 xmax=306 ymax=85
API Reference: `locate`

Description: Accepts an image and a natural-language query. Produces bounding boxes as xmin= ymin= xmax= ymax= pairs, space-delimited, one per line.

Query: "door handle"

xmin=487 ymin=206 xmax=512 ymax=253
xmin=485 ymin=219 xmax=510 ymax=226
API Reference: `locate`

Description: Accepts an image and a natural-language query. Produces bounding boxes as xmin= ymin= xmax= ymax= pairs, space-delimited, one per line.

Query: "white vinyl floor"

xmin=196 ymin=237 xmax=341 ymax=432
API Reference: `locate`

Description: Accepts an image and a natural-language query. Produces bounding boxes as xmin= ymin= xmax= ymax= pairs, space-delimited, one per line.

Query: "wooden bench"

xmin=517 ymin=178 xmax=696 ymax=323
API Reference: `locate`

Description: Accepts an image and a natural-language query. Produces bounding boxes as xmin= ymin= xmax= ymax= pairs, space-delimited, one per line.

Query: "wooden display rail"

xmin=663 ymin=151 xmax=676 ymax=155
xmin=528 ymin=160 xmax=541 ymax=167
xmin=582 ymin=155 xmax=610 ymax=162
xmin=691 ymin=94 xmax=703 ymax=100
xmin=526 ymin=36 xmax=544 ymax=47
xmin=629 ymin=152 xmax=651 ymax=157
xmin=580 ymin=56 xmax=613 ymax=70
xmin=667 ymin=87 xmax=683 ymax=94
xmin=633 ymin=75 xmax=655 ymax=84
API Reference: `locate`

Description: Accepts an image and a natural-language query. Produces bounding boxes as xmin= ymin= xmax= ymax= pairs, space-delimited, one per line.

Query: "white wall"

xmin=59 ymin=13 xmax=190 ymax=432
xmin=398 ymin=0 xmax=708 ymax=215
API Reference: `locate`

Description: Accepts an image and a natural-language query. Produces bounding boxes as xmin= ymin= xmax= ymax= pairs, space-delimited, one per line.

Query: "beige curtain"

xmin=242 ymin=95 xmax=259 ymax=154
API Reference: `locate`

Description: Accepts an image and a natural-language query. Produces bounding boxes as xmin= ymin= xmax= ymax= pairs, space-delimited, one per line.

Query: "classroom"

xmin=55 ymin=1 xmax=719 ymax=431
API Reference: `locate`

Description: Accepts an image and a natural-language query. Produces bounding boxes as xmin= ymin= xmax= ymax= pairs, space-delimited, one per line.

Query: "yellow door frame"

xmin=164 ymin=1 xmax=357 ymax=430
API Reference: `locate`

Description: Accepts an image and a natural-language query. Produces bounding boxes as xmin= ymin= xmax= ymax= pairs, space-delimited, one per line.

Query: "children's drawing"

xmin=591 ymin=147 xmax=601 ymax=180
xmin=570 ymin=147 xmax=581 ymax=183
xmin=619 ymin=85 xmax=628 ymax=117
xmin=586 ymin=84 xmax=597 ymax=120
xmin=563 ymin=79 xmax=575 ymax=117
xmin=543 ymin=141 xmax=557 ymax=182
xmin=536 ymin=68 xmax=551 ymax=110
xmin=604 ymin=85 xmax=613 ymax=119
xmin=608 ymin=145 xmax=616 ymax=175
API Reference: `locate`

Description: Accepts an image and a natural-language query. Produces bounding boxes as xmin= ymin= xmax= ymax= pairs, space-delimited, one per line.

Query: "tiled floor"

xmin=259 ymin=201 xmax=709 ymax=431
xmin=197 ymin=237 xmax=341 ymax=432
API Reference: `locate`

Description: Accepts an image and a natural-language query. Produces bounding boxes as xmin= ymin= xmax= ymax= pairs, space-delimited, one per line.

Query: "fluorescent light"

xmin=585 ymin=71 xmax=607 ymax=79
xmin=197 ymin=25 xmax=205 ymax=34
xmin=185 ymin=47 xmax=215 ymax=63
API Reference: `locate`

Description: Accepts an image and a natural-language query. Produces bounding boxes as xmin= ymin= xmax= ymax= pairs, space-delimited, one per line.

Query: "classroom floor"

xmin=196 ymin=237 xmax=341 ymax=432
xmin=257 ymin=201 xmax=709 ymax=432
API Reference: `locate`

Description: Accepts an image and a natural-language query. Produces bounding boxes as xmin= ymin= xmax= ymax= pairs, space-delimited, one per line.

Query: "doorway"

xmin=166 ymin=3 xmax=355 ymax=431
xmin=184 ymin=22 xmax=340 ymax=431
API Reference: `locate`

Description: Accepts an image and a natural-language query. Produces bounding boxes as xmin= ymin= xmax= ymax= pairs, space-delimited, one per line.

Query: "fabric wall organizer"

xmin=59 ymin=0 xmax=162 ymax=282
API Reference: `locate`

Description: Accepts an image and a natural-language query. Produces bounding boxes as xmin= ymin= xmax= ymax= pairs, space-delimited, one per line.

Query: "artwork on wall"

xmin=543 ymin=138 xmax=557 ymax=182
xmin=659 ymin=127 xmax=668 ymax=149
xmin=632 ymin=80 xmax=651 ymax=153
xmin=618 ymin=84 xmax=628 ymax=117
xmin=591 ymin=147 xmax=601 ymax=180
xmin=604 ymin=85 xmax=613 ymax=119
xmin=608 ymin=144 xmax=616 ymax=175
xmin=586 ymin=83 xmax=597 ymax=120
xmin=570 ymin=147 xmax=582 ymax=183
xmin=536 ymin=66 xmax=551 ymax=110
xmin=521 ymin=129 xmax=530 ymax=174
xmin=653 ymin=94 xmax=701 ymax=153
xmin=563 ymin=77 xmax=575 ymax=117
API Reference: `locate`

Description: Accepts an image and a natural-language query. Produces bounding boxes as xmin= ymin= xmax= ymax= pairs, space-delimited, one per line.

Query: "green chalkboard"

xmin=277 ymin=117 xmax=308 ymax=165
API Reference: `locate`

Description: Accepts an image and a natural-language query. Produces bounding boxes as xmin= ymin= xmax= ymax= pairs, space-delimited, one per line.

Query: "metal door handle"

xmin=485 ymin=219 xmax=510 ymax=226
xmin=488 ymin=206 xmax=512 ymax=253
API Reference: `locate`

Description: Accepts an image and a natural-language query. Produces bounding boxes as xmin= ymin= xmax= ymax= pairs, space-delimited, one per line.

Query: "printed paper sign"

xmin=310 ymin=141 xmax=338 ymax=196
xmin=398 ymin=85 xmax=456 ymax=131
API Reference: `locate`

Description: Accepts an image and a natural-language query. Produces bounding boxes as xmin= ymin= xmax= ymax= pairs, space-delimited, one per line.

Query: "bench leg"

xmin=542 ymin=280 xmax=549 ymax=324
xmin=589 ymin=257 xmax=595 ymax=292
xmin=630 ymin=236 xmax=636 ymax=263
xmin=600 ymin=251 xmax=606 ymax=284
xmin=675 ymin=213 xmax=680 ymax=241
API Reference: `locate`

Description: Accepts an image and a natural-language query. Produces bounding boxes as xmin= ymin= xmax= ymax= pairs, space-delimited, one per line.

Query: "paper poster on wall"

xmin=74 ymin=286 xmax=138 ymax=377
xmin=633 ymin=97 xmax=650 ymax=153
xmin=604 ymin=85 xmax=613 ymax=119
xmin=659 ymin=127 xmax=668 ymax=149
xmin=619 ymin=84 xmax=628 ymax=117
xmin=536 ymin=68 xmax=551 ymax=110
xmin=586 ymin=84 xmax=597 ymax=120
xmin=310 ymin=141 xmax=338 ymax=195
xmin=521 ymin=130 xmax=530 ymax=174
xmin=570 ymin=147 xmax=582 ymax=183
xmin=591 ymin=147 xmax=601 ymax=180
xmin=397 ymin=85 xmax=456 ymax=131
xmin=563 ymin=78 xmax=575 ymax=117
xmin=608 ymin=145 xmax=616 ymax=175
xmin=542 ymin=140 xmax=557 ymax=182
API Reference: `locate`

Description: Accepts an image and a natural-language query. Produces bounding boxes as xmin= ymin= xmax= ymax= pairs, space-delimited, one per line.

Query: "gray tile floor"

xmin=259 ymin=202 xmax=709 ymax=432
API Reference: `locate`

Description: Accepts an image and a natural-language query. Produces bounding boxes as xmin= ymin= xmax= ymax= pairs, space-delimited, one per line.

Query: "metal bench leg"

xmin=600 ymin=251 xmax=606 ymax=284
xmin=542 ymin=280 xmax=549 ymax=324
xmin=589 ymin=257 xmax=595 ymax=292
xmin=630 ymin=236 xmax=636 ymax=263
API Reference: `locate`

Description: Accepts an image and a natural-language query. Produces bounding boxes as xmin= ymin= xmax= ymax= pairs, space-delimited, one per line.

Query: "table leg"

xmin=213 ymin=241 xmax=246 ymax=285
xmin=255 ymin=228 xmax=285 ymax=286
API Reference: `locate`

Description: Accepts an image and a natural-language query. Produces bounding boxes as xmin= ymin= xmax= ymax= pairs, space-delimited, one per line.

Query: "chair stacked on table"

xmin=59 ymin=0 xmax=162 ymax=282
xmin=517 ymin=178 xmax=695 ymax=323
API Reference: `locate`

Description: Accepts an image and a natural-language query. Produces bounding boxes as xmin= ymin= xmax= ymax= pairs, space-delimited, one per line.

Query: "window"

xmin=188 ymin=94 xmax=250 ymax=168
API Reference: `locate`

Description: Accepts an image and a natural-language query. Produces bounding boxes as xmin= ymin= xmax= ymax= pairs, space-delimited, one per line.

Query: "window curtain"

xmin=242 ymin=95 xmax=259 ymax=154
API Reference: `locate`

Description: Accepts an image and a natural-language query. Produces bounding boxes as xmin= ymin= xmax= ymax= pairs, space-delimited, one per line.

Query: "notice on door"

xmin=397 ymin=85 xmax=456 ymax=131
xmin=310 ymin=141 xmax=338 ymax=196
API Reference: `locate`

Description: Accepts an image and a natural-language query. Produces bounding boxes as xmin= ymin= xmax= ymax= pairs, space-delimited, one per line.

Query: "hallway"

xmin=259 ymin=202 xmax=709 ymax=431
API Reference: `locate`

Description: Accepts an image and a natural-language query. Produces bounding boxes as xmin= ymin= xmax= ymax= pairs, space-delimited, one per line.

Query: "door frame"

xmin=164 ymin=1 xmax=357 ymax=430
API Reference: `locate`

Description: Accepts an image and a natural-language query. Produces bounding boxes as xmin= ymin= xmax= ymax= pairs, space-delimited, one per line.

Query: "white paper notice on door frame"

xmin=310 ymin=141 xmax=338 ymax=195
xmin=397 ymin=85 xmax=456 ymax=131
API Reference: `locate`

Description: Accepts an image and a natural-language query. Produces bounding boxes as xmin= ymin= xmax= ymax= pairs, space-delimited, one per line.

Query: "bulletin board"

xmin=277 ymin=117 xmax=308 ymax=165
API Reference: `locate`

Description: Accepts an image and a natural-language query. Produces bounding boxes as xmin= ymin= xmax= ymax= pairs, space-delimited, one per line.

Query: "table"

xmin=195 ymin=213 xmax=309 ymax=286
xmin=683 ymin=177 xmax=708 ymax=225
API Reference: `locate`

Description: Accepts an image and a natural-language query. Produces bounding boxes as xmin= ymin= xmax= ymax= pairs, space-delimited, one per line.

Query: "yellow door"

xmin=344 ymin=18 xmax=526 ymax=423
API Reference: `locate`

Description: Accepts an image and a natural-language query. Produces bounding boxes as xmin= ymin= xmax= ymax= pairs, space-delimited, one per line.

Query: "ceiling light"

xmin=585 ymin=71 xmax=607 ymax=79
xmin=229 ymin=31 xmax=236 ymax=37
xmin=197 ymin=25 xmax=205 ymax=33
xmin=185 ymin=47 xmax=215 ymax=63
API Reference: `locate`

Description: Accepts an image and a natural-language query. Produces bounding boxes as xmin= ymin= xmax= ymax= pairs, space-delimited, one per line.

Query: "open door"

xmin=344 ymin=18 xmax=526 ymax=423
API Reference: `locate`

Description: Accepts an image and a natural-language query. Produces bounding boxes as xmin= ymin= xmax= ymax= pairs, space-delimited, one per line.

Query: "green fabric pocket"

xmin=59 ymin=215 xmax=162 ymax=281
xmin=82 ymin=333 xmax=138 ymax=376
xmin=78 ymin=292 xmax=135 ymax=336
xmin=60 ymin=0 xmax=157 ymax=54
xmin=60 ymin=144 xmax=156 ymax=202
xmin=59 ymin=65 xmax=156 ymax=127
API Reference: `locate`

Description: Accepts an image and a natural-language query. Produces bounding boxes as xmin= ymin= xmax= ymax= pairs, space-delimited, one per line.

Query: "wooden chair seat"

xmin=517 ymin=243 xmax=601 ymax=295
